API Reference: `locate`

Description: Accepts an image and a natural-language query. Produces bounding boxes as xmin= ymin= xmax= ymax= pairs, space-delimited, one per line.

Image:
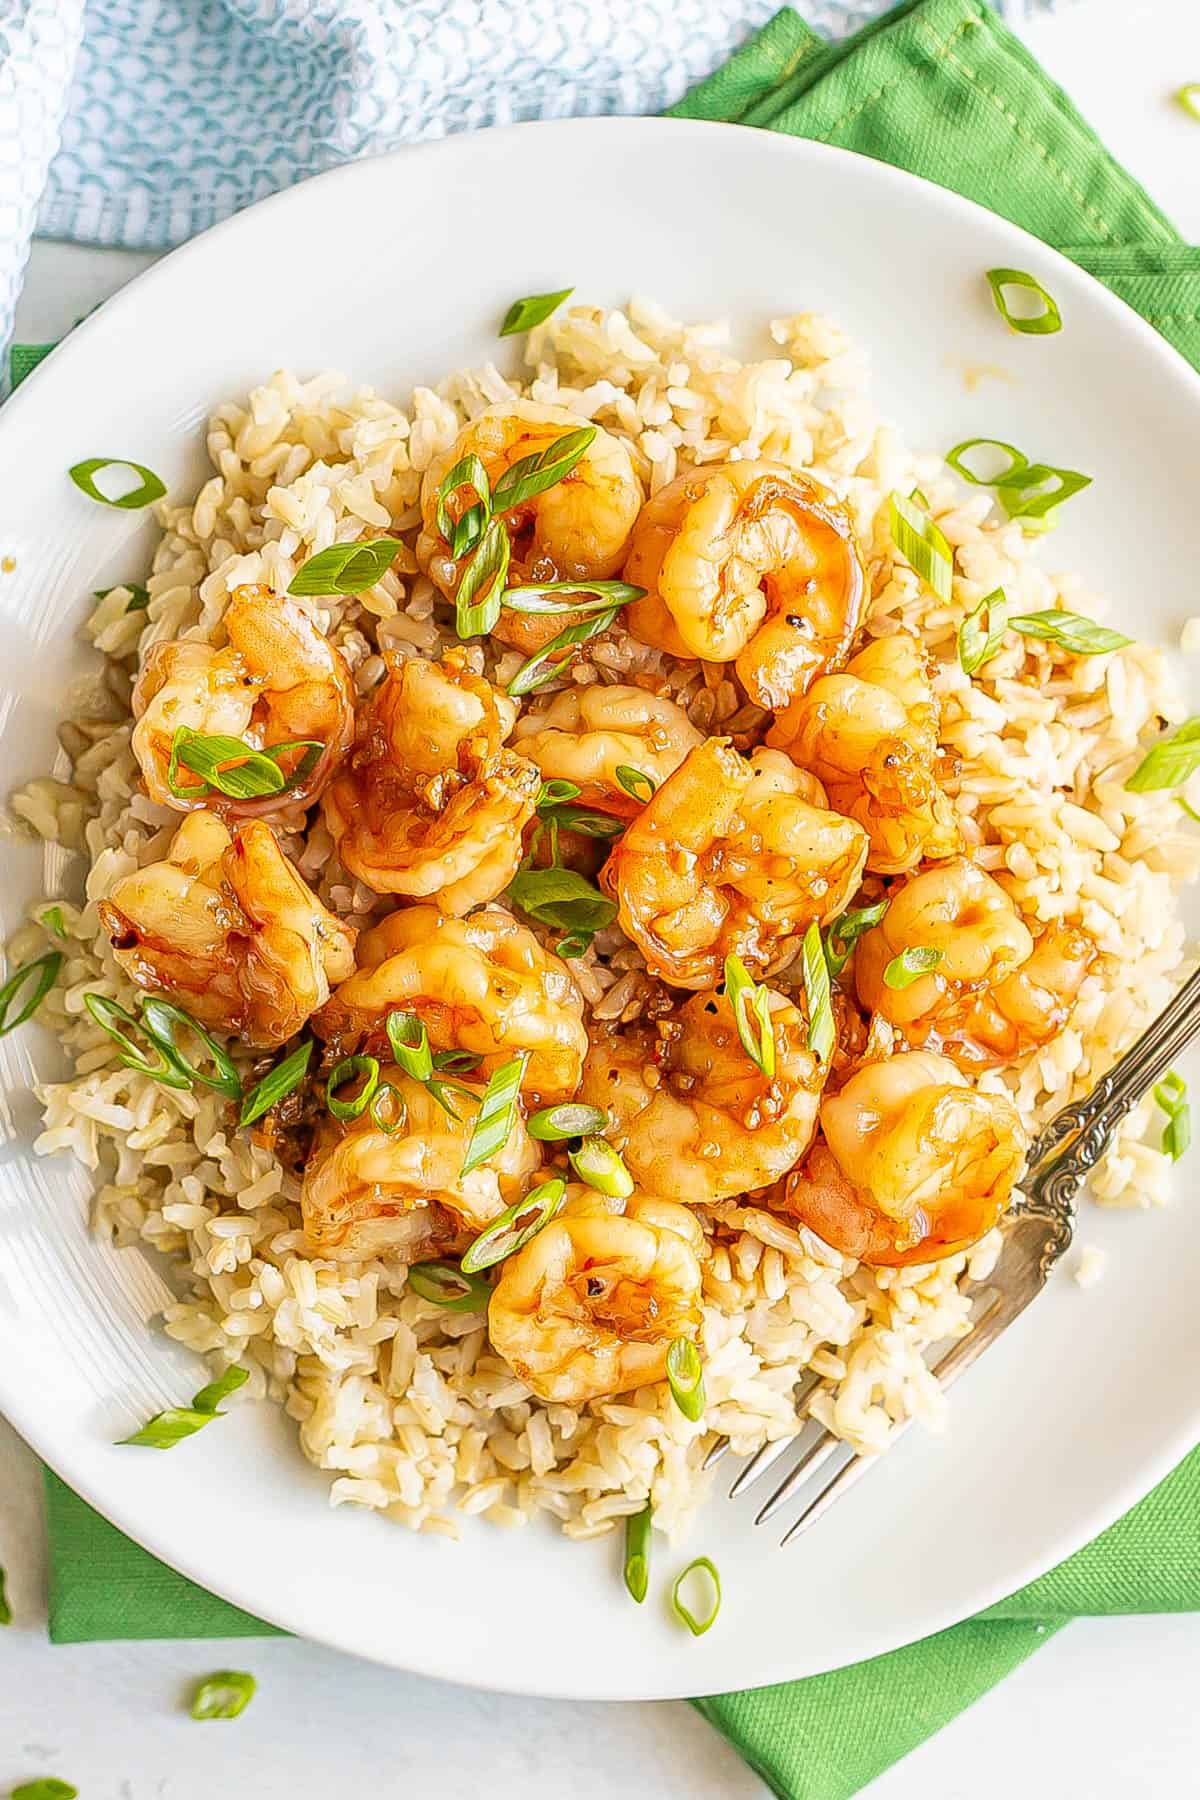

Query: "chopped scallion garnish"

xmin=499 ymin=288 xmax=574 ymax=336
xmin=527 ymin=1101 xmax=608 ymax=1142
xmin=460 ymin=1176 xmax=566 ymax=1274
xmin=889 ymin=492 xmax=953 ymax=602
xmin=325 ymin=1054 xmax=380 ymax=1122
xmin=69 ymin=456 xmax=166 ymax=509
xmin=368 ymin=1081 xmax=406 ymax=1135
xmin=624 ymin=1502 xmax=651 ymax=1604
xmin=0 ymin=951 xmax=62 ymax=1038
xmin=945 ymin=439 xmax=1031 ymax=487
xmin=724 ymin=954 xmax=777 ymax=1079
xmin=190 ymin=1669 xmax=257 ymax=1721
xmin=191 ymin=1364 xmax=250 ymax=1415
xmin=665 ymin=1337 xmax=705 ymax=1422
xmin=84 ymin=992 xmax=192 ymax=1090
xmin=568 ymin=1135 xmax=633 ymax=1198
xmin=501 ymin=579 xmax=643 ymax=614
xmin=96 ymin=582 xmax=150 ymax=612
xmin=492 ymin=427 xmax=597 ymax=517
xmin=614 ymin=764 xmax=657 ymax=802
xmin=459 ymin=1053 xmax=528 ymax=1177
xmin=455 ymin=516 xmax=511 ymax=639
xmin=822 ymin=902 xmax=888 ymax=981
xmin=406 ymin=1260 xmax=492 ymax=1312
xmin=1126 ymin=718 xmax=1200 ymax=792
xmin=997 ymin=463 xmax=1092 ymax=523
xmin=432 ymin=1049 xmax=484 ymax=1075
xmin=507 ymin=863 xmax=617 ymax=946
xmin=800 ymin=923 xmax=834 ymax=1065
xmin=671 ymin=1556 xmax=721 ymax=1636
xmin=507 ymin=603 xmax=622 ymax=697
xmin=1154 ymin=1071 xmax=1190 ymax=1162
xmin=288 ymin=537 xmax=402 ymax=597
xmin=883 ymin=946 xmax=943 ymax=989
xmin=386 ymin=1010 xmax=434 ymax=1082
xmin=166 ymin=728 xmax=322 ymax=802
xmin=1005 ymin=609 xmax=1131 ymax=656
xmin=238 ymin=1038 xmax=312 ymax=1127
xmin=40 ymin=905 xmax=67 ymax=941
xmin=139 ymin=997 xmax=242 ymax=1100
xmin=1176 ymin=84 xmax=1200 ymax=120
xmin=985 ymin=267 xmax=1063 ymax=335
xmin=120 ymin=1364 xmax=248 ymax=1449
xmin=436 ymin=453 xmax=492 ymax=556
xmin=958 ymin=589 xmax=1009 ymax=675
xmin=0 ymin=1563 xmax=11 ymax=1624
xmin=12 ymin=1782 xmax=78 ymax=1800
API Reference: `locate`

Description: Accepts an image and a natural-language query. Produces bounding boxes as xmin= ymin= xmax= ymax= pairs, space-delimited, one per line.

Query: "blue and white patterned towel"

xmin=0 ymin=0 xmax=1051 ymax=361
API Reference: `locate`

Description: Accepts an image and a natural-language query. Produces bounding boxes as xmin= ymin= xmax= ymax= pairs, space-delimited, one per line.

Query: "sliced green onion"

xmin=1006 ymin=609 xmax=1131 ymax=656
xmin=536 ymin=779 xmax=582 ymax=809
xmin=12 ymin=1782 xmax=78 ymax=1800
xmin=459 ymin=1053 xmax=528 ymax=1177
xmin=191 ymin=1364 xmax=249 ymax=1414
xmin=665 ymin=1338 xmax=705 ymax=1422
xmin=325 ymin=1054 xmax=381 ymax=1122
xmin=527 ymin=1101 xmax=608 ymax=1142
xmin=1154 ymin=1072 xmax=1190 ymax=1162
xmin=624 ymin=1502 xmax=651 ymax=1604
xmin=883 ymin=946 xmax=944 ymax=989
xmin=671 ymin=1556 xmax=721 ymax=1636
xmin=288 ymin=537 xmax=402 ymax=597
xmin=823 ymin=902 xmax=889 ymax=981
xmin=1176 ymin=84 xmax=1200 ymax=120
xmin=568 ymin=1135 xmax=634 ymax=1198
xmin=996 ymin=463 xmax=1092 ymax=522
xmin=910 ymin=487 xmax=929 ymax=508
xmin=958 ymin=588 xmax=1010 ymax=675
xmin=500 ymin=288 xmax=574 ymax=336
xmin=986 ymin=267 xmax=1063 ymax=336
xmin=139 ymin=997 xmax=242 ymax=1100
xmin=436 ymin=452 xmax=492 ymax=554
xmin=120 ymin=1363 xmax=247 ymax=1449
xmin=426 ymin=1076 xmax=475 ymax=1121
xmin=507 ymin=863 xmax=617 ymax=940
xmin=386 ymin=1010 xmax=434 ymax=1082
xmin=801 ymin=922 xmax=835 ymax=1065
xmin=84 ymin=992 xmax=192 ymax=1090
xmin=96 ymin=581 xmax=151 ymax=611
xmin=501 ymin=579 xmax=644 ymax=614
xmin=168 ymin=728 xmax=287 ymax=801
xmin=946 ymin=438 xmax=1031 ymax=487
xmin=1126 ymin=718 xmax=1200 ymax=792
xmin=555 ymin=931 xmax=591 ymax=960
xmin=460 ymin=1177 xmax=566 ymax=1274
xmin=40 ymin=905 xmax=67 ymax=941
xmin=0 ymin=951 xmax=61 ymax=1037
xmin=190 ymin=1669 xmax=257 ymax=1721
xmin=492 ymin=427 xmax=597 ymax=515
xmin=0 ymin=1564 xmax=11 ymax=1625
xmin=238 ymin=1038 xmax=312 ymax=1127
xmin=368 ymin=1081 xmax=406 ymax=1135
xmin=539 ymin=803 xmax=625 ymax=840
xmin=455 ymin=516 xmax=511 ymax=638
xmin=69 ymin=456 xmax=166 ymax=509
xmin=889 ymin=492 xmax=953 ymax=603
xmin=615 ymin=764 xmax=657 ymax=802
xmin=406 ymin=1260 xmax=492 ymax=1312
xmin=507 ymin=603 xmax=621 ymax=697
xmin=724 ymin=954 xmax=777 ymax=1079
xmin=432 ymin=1048 xmax=484 ymax=1074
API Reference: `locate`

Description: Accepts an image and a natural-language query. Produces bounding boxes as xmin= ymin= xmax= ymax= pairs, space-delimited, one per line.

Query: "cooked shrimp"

xmin=313 ymin=903 xmax=587 ymax=1102
xmin=581 ymin=986 xmax=825 ymax=1205
xmin=775 ymin=1050 xmax=1025 ymax=1264
xmin=97 ymin=811 xmax=356 ymax=1046
xmin=603 ymin=738 xmax=868 ymax=987
xmin=417 ymin=401 xmax=644 ymax=653
xmin=487 ymin=1188 xmax=704 ymax=1403
xmin=770 ymin=632 xmax=959 ymax=874
xmin=322 ymin=650 xmax=540 ymax=911
xmin=300 ymin=1068 xmax=541 ymax=1262
xmin=854 ymin=862 xmax=1094 ymax=1068
xmin=510 ymin=684 xmax=702 ymax=815
xmin=624 ymin=461 xmax=865 ymax=708
xmin=132 ymin=584 xmax=356 ymax=815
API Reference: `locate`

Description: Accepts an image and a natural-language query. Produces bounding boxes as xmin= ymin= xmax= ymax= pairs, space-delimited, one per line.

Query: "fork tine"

xmin=702 ymin=1437 xmax=731 ymax=1471
xmin=702 ymin=1372 xmax=823 ymax=1475
xmin=728 ymin=1373 xmax=824 ymax=1497
xmin=754 ymin=1428 xmax=843 ymax=1524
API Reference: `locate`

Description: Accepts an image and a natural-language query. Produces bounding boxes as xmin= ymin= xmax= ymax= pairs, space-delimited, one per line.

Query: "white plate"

xmin=1 ymin=118 xmax=1199 ymax=1701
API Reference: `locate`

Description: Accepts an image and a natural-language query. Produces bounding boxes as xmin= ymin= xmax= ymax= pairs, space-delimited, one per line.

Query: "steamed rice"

xmin=10 ymin=297 xmax=1196 ymax=1544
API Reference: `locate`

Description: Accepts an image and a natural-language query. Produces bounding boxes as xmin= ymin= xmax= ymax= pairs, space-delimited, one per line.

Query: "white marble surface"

xmin=5 ymin=1 xmax=1200 ymax=1793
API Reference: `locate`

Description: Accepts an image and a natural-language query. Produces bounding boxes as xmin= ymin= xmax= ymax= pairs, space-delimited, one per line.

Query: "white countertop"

xmin=4 ymin=1 xmax=1200 ymax=1793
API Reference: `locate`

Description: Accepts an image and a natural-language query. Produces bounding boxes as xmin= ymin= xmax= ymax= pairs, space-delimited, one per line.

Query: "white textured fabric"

xmin=1 ymin=0 xmax=1057 ymax=358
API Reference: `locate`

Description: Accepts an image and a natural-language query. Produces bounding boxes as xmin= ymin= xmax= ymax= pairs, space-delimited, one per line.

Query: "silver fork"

xmin=710 ymin=964 xmax=1200 ymax=1545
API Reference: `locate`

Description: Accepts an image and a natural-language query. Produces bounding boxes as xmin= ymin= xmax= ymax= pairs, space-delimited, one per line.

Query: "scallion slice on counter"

xmin=325 ymin=1054 xmax=381 ymax=1122
xmin=569 ymin=1135 xmax=634 ymax=1198
xmin=822 ymin=901 xmax=888 ymax=981
xmin=69 ymin=455 xmax=166 ymax=509
xmin=84 ymin=992 xmax=193 ymax=1090
xmin=615 ymin=764 xmax=657 ymax=802
xmin=12 ymin=1781 xmax=78 ymax=1800
xmin=455 ymin=516 xmax=511 ymax=639
xmin=527 ymin=1101 xmax=608 ymax=1142
xmin=985 ymin=267 xmax=1063 ymax=336
xmin=238 ymin=1038 xmax=312 ymax=1127
xmin=945 ymin=439 xmax=1030 ymax=487
xmin=460 ymin=1176 xmax=566 ymax=1274
xmin=800 ymin=922 xmax=834 ymax=1065
xmin=436 ymin=452 xmax=492 ymax=555
xmin=507 ymin=603 xmax=622 ymax=697
xmin=499 ymin=288 xmax=574 ymax=336
xmin=501 ymin=579 xmax=644 ymax=614
xmin=1126 ymin=717 xmax=1200 ymax=792
xmin=138 ymin=997 xmax=242 ymax=1100
xmin=288 ymin=536 xmax=403 ymax=597
xmin=883 ymin=946 xmax=944 ymax=990
xmin=1154 ymin=1071 xmax=1191 ymax=1163
xmin=368 ymin=1081 xmax=406 ymax=1135
xmin=492 ymin=427 xmax=597 ymax=515
xmin=120 ymin=1363 xmax=249 ymax=1449
xmin=0 ymin=951 xmax=62 ymax=1037
xmin=40 ymin=905 xmax=67 ymax=941
xmin=1176 ymin=84 xmax=1200 ymax=120
xmin=507 ymin=863 xmax=617 ymax=946
xmin=190 ymin=1669 xmax=257 ymax=1722
xmin=671 ymin=1556 xmax=722 ymax=1637
xmin=889 ymin=492 xmax=953 ymax=602
xmin=459 ymin=1053 xmax=529 ymax=1177
xmin=724 ymin=954 xmax=776 ymax=1079
xmin=958 ymin=589 xmax=1009 ymax=676
xmin=666 ymin=1338 xmax=706 ymax=1423
xmin=0 ymin=1563 xmax=11 ymax=1625
xmin=386 ymin=1010 xmax=435 ymax=1082
xmin=406 ymin=1260 xmax=492 ymax=1312
xmin=624 ymin=1502 xmax=652 ymax=1604
xmin=96 ymin=581 xmax=151 ymax=612
xmin=1005 ymin=609 xmax=1131 ymax=656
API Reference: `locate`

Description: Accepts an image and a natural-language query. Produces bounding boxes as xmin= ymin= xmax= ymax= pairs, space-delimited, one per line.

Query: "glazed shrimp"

xmin=775 ymin=1050 xmax=1026 ymax=1265
xmin=97 ymin=811 xmax=356 ymax=1046
xmin=313 ymin=903 xmax=588 ymax=1102
xmin=854 ymin=861 xmax=1094 ymax=1068
xmin=300 ymin=1068 xmax=541 ymax=1262
xmin=322 ymin=649 xmax=540 ymax=911
xmin=580 ymin=986 xmax=827 ymax=1206
xmin=769 ymin=632 xmax=959 ymax=874
xmin=510 ymin=684 xmax=702 ymax=815
xmin=417 ymin=401 xmax=644 ymax=654
xmin=487 ymin=1188 xmax=704 ymax=1404
xmin=624 ymin=461 xmax=865 ymax=709
xmin=131 ymin=584 xmax=356 ymax=815
xmin=603 ymin=738 xmax=868 ymax=987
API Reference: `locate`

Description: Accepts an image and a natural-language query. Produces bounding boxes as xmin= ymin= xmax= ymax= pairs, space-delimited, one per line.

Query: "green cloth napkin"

xmin=15 ymin=1 xmax=1200 ymax=1793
